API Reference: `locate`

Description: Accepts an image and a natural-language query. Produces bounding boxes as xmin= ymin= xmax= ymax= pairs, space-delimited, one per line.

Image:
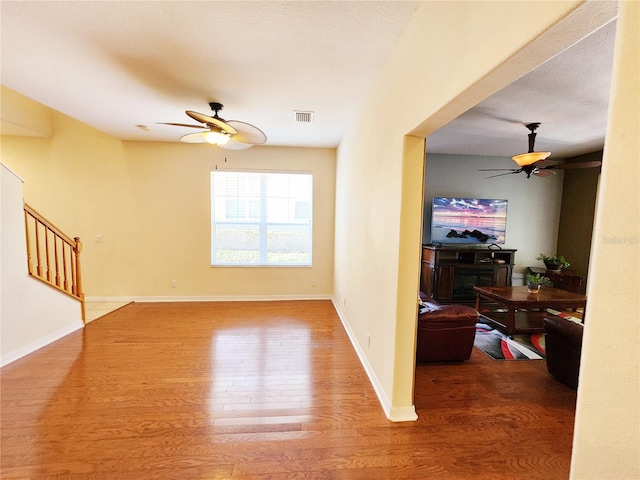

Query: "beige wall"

xmin=1 ymin=95 xmax=336 ymax=300
xmin=571 ymin=1 xmax=639 ymax=477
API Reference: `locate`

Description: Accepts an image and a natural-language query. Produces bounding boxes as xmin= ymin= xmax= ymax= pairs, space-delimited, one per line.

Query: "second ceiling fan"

xmin=479 ymin=123 xmax=601 ymax=179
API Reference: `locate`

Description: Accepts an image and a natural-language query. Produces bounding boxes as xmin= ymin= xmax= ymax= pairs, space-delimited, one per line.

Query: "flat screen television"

xmin=430 ymin=197 xmax=508 ymax=245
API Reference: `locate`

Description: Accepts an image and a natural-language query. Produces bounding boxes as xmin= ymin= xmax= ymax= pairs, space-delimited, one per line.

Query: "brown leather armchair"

xmin=544 ymin=316 xmax=584 ymax=389
xmin=416 ymin=300 xmax=478 ymax=363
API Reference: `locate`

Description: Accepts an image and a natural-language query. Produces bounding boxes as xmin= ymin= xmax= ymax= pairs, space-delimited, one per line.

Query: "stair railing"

xmin=23 ymin=204 xmax=85 ymax=322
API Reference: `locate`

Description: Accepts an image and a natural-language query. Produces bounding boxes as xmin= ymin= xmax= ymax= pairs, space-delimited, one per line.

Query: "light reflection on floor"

xmin=210 ymin=325 xmax=311 ymax=414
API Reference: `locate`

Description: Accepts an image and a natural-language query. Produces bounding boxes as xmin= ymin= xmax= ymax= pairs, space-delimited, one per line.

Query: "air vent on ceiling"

xmin=294 ymin=111 xmax=314 ymax=123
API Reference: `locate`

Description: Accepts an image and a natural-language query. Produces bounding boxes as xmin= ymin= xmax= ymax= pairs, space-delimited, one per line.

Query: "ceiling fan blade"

xmin=157 ymin=122 xmax=206 ymax=129
xmin=227 ymin=120 xmax=267 ymax=145
xmin=485 ymin=170 xmax=523 ymax=179
xmin=185 ymin=111 xmax=237 ymax=135
xmin=532 ymin=168 xmax=556 ymax=177
xmin=478 ymin=168 xmax=521 ymax=172
xmin=532 ymin=158 xmax=560 ymax=169
xmin=180 ymin=132 xmax=207 ymax=144
xmin=546 ymin=160 xmax=602 ymax=170
xmin=219 ymin=138 xmax=254 ymax=151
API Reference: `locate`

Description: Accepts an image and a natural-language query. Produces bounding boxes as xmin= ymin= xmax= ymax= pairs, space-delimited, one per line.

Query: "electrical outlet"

xmin=171 ymin=280 xmax=177 ymax=288
xmin=367 ymin=333 xmax=371 ymax=349
xmin=311 ymin=279 xmax=317 ymax=287
xmin=94 ymin=234 xmax=103 ymax=243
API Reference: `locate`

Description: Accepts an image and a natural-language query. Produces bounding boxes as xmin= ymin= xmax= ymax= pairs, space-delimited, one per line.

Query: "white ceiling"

xmin=1 ymin=1 xmax=617 ymax=158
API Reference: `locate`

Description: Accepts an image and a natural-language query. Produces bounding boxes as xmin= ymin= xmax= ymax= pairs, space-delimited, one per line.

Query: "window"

xmin=211 ymin=170 xmax=313 ymax=266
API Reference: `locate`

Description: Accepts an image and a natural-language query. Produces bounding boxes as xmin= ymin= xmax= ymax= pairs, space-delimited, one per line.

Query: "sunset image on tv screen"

xmin=430 ymin=197 xmax=508 ymax=244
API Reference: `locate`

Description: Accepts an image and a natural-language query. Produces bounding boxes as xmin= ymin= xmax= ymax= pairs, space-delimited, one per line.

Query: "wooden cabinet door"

xmin=420 ymin=261 xmax=434 ymax=296
xmin=493 ymin=266 xmax=511 ymax=286
xmin=434 ymin=265 xmax=454 ymax=301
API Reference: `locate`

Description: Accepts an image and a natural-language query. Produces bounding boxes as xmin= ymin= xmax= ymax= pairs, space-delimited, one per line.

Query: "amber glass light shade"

xmin=512 ymin=151 xmax=551 ymax=167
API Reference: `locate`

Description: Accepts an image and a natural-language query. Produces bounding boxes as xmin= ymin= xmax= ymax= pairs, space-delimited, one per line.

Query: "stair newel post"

xmin=73 ymin=237 xmax=86 ymax=323
xmin=73 ymin=237 xmax=83 ymax=297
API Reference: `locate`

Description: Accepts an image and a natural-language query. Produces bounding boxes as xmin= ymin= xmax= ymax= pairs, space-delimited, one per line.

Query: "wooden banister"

xmin=23 ymin=204 xmax=85 ymax=322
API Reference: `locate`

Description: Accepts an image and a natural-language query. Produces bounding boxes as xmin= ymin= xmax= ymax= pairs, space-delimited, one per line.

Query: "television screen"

xmin=430 ymin=197 xmax=508 ymax=245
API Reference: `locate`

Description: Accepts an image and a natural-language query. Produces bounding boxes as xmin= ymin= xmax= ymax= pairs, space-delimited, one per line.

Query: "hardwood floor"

xmin=1 ymin=300 xmax=576 ymax=479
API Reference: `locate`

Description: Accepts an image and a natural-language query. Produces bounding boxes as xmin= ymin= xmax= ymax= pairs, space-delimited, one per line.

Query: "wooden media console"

xmin=421 ymin=245 xmax=516 ymax=305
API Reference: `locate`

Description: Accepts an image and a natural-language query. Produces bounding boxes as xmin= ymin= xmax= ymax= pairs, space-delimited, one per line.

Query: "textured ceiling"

xmin=1 ymin=1 xmax=617 ymax=157
xmin=426 ymin=17 xmax=617 ymax=159
xmin=1 ymin=1 xmax=420 ymax=148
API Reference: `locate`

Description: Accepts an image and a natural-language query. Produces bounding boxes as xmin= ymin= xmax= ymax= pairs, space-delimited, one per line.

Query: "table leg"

xmin=506 ymin=308 xmax=516 ymax=336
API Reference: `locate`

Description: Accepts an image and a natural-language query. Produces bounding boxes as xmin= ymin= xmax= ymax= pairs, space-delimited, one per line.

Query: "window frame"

xmin=210 ymin=169 xmax=313 ymax=267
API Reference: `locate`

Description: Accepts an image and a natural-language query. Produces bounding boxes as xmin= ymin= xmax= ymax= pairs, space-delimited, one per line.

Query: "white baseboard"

xmin=1 ymin=321 xmax=84 ymax=367
xmin=388 ymin=405 xmax=419 ymax=422
xmin=331 ymin=297 xmax=417 ymax=422
xmin=85 ymin=294 xmax=332 ymax=303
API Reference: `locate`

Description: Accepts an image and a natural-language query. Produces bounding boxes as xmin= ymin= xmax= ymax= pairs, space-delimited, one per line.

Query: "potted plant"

xmin=536 ymin=253 xmax=570 ymax=272
xmin=526 ymin=273 xmax=548 ymax=294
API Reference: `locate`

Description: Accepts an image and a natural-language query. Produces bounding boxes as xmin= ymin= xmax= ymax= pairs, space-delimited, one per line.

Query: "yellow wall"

xmin=571 ymin=1 xmax=639 ymax=478
xmin=1 ymin=96 xmax=336 ymax=299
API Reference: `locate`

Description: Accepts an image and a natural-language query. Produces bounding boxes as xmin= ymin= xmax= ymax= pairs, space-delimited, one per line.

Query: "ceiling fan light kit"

xmin=203 ymin=130 xmax=230 ymax=145
xmin=512 ymin=151 xmax=551 ymax=167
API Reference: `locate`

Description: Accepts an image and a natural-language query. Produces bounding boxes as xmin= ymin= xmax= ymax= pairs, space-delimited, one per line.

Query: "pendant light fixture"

xmin=512 ymin=123 xmax=551 ymax=167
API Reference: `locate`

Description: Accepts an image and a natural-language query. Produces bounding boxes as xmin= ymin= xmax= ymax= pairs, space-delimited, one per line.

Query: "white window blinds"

xmin=210 ymin=170 xmax=313 ymax=266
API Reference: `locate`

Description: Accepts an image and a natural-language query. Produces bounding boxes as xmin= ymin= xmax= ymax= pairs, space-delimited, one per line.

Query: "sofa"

xmin=416 ymin=299 xmax=478 ymax=363
xmin=544 ymin=316 xmax=584 ymax=389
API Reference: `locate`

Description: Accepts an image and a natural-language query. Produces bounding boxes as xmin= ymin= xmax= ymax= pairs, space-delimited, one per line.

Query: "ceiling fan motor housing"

xmin=209 ymin=102 xmax=224 ymax=115
xmin=526 ymin=122 xmax=541 ymax=153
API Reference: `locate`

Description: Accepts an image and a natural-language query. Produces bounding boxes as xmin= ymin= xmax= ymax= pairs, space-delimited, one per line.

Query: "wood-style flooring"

xmin=1 ymin=300 xmax=576 ymax=479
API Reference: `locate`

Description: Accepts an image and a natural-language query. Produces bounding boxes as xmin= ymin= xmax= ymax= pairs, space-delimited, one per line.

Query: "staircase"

xmin=1 ymin=164 xmax=84 ymax=366
xmin=23 ymin=203 xmax=85 ymax=319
